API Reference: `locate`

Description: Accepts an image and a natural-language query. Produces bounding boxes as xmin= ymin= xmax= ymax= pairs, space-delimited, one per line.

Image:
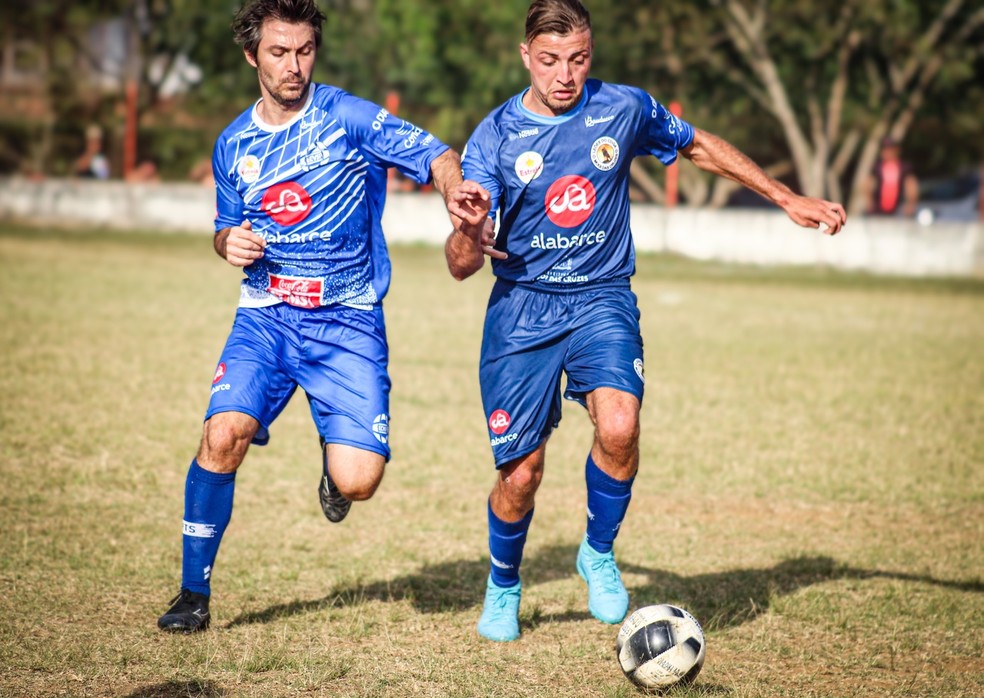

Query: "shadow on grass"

xmin=123 ymin=680 xmax=225 ymax=698
xmin=225 ymin=547 xmax=983 ymax=631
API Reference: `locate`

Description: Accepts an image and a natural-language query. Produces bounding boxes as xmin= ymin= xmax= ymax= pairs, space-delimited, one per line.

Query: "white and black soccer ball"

xmin=615 ymin=604 xmax=706 ymax=690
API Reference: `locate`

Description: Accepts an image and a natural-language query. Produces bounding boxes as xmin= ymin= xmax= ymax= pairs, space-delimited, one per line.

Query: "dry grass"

xmin=0 ymin=226 xmax=981 ymax=697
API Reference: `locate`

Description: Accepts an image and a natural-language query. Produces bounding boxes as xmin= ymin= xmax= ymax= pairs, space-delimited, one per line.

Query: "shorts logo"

xmin=591 ymin=137 xmax=619 ymax=171
xmin=183 ymin=521 xmax=217 ymax=539
xmin=238 ymin=155 xmax=261 ymax=183
xmin=213 ymin=362 xmax=227 ymax=384
xmin=372 ymin=413 xmax=389 ymax=445
xmin=488 ymin=409 xmax=511 ymax=435
xmin=515 ymin=151 xmax=544 ymax=184
xmin=545 ymin=175 xmax=596 ymax=228
xmin=633 ymin=358 xmax=645 ymax=383
xmin=262 ymin=182 xmax=312 ymax=227
xmin=268 ymin=274 xmax=324 ymax=308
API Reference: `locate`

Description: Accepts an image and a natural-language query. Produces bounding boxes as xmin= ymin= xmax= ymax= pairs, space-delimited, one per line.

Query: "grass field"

xmin=0 ymin=224 xmax=981 ymax=697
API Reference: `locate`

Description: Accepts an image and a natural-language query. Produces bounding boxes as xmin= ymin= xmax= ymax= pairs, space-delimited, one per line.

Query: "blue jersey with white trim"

xmin=462 ymin=79 xmax=694 ymax=289
xmin=213 ymin=83 xmax=449 ymax=308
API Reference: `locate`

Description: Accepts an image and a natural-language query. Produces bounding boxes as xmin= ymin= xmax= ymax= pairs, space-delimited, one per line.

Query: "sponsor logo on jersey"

xmin=373 ymin=413 xmax=389 ymax=445
xmin=371 ymin=107 xmax=390 ymax=131
xmin=634 ymin=358 xmax=645 ymax=383
xmin=210 ymin=383 xmax=231 ymax=396
xmin=299 ymin=141 xmax=331 ymax=171
xmin=262 ymin=182 xmax=312 ymax=226
xmin=584 ymin=114 xmax=615 ymax=127
xmin=515 ymin=151 xmax=544 ymax=184
xmin=530 ymin=229 xmax=607 ymax=249
xmin=299 ymin=114 xmax=325 ymax=133
xmin=509 ymin=127 xmax=540 ymax=141
xmin=213 ymin=362 xmax=227 ymax=384
xmin=267 ymin=273 xmax=324 ymax=308
xmin=238 ymin=154 xmax=261 ymax=184
xmin=545 ymin=175 xmax=596 ymax=228
xmin=591 ymin=137 xmax=620 ymax=171
xmin=488 ymin=409 xmax=511 ymax=435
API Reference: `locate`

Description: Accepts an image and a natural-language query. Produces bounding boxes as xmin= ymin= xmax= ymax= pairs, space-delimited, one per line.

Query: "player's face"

xmin=520 ymin=29 xmax=592 ymax=117
xmin=247 ymin=20 xmax=317 ymax=115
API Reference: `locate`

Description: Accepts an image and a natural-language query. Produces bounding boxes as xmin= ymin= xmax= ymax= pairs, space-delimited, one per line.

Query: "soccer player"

xmin=157 ymin=0 xmax=490 ymax=633
xmin=445 ymin=0 xmax=846 ymax=642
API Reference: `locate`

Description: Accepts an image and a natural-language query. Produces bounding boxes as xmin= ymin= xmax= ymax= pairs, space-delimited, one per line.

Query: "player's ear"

xmin=520 ymin=42 xmax=531 ymax=70
xmin=244 ymin=48 xmax=258 ymax=69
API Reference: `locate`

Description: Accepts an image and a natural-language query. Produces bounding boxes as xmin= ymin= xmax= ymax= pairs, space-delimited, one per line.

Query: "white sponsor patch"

xmin=183 ymin=521 xmax=217 ymax=539
xmin=634 ymin=358 xmax=645 ymax=383
xmin=515 ymin=151 xmax=544 ymax=184
xmin=237 ymin=154 xmax=261 ymax=183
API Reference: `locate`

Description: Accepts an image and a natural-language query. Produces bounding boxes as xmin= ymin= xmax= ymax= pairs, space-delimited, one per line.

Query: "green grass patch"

xmin=0 ymin=225 xmax=981 ymax=697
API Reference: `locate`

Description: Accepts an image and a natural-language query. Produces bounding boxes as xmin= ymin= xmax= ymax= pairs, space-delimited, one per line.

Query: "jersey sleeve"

xmin=212 ymin=133 xmax=243 ymax=233
xmin=634 ymin=88 xmax=695 ymax=166
xmin=333 ymin=91 xmax=449 ymax=185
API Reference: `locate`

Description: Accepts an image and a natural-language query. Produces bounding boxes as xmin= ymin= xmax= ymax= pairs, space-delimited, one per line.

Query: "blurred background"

xmin=0 ymin=0 xmax=982 ymax=218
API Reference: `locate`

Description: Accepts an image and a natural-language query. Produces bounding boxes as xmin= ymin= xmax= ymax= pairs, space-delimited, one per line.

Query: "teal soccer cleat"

xmin=576 ymin=536 xmax=629 ymax=624
xmin=477 ymin=576 xmax=522 ymax=642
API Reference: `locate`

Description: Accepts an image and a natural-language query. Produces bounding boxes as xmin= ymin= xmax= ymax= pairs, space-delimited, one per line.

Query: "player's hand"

xmin=222 ymin=220 xmax=266 ymax=267
xmin=784 ymin=196 xmax=847 ymax=236
xmin=476 ymin=217 xmax=507 ymax=260
xmin=446 ymin=180 xmax=491 ymax=229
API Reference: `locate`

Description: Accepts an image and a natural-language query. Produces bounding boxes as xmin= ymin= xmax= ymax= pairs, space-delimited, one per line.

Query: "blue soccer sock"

xmin=488 ymin=500 xmax=534 ymax=589
xmin=585 ymin=453 xmax=634 ymax=554
xmin=180 ymin=459 xmax=236 ymax=596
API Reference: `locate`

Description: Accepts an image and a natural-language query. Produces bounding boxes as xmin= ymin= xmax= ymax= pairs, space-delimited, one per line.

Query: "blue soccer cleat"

xmin=576 ymin=536 xmax=629 ymax=624
xmin=477 ymin=575 xmax=522 ymax=642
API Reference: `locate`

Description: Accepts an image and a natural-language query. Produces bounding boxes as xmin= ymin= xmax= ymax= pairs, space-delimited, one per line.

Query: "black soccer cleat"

xmin=158 ymin=589 xmax=210 ymax=633
xmin=318 ymin=437 xmax=351 ymax=523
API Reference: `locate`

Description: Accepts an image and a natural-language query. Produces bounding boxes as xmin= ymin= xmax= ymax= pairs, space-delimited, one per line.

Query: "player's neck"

xmin=256 ymin=90 xmax=310 ymax=126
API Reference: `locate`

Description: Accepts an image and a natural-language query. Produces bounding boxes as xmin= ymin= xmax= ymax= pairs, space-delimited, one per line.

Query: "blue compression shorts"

xmin=205 ymin=303 xmax=391 ymax=459
xmin=479 ymin=280 xmax=645 ymax=467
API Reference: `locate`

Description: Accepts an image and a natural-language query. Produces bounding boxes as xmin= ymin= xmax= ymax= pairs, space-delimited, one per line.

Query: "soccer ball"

xmin=615 ymin=604 xmax=706 ymax=690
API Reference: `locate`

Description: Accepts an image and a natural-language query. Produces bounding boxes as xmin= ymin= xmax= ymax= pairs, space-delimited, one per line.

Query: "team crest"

xmin=633 ymin=358 xmax=645 ymax=383
xmin=515 ymin=151 xmax=544 ymax=184
xmin=591 ymin=137 xmax=619 ymax=171
xmin=372 ymin=413 xmax=390 ymax=445
xmin=237 ymin=154 xmax=261 ymax=183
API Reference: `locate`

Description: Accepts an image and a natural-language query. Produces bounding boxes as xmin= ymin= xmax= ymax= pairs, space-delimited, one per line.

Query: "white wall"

xmin=1 ymin=177 xmax=981 ymax=277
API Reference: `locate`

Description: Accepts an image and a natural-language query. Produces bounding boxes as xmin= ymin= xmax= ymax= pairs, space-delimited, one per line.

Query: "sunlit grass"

xmin=0 ymin=226 xmax=981 ymax=697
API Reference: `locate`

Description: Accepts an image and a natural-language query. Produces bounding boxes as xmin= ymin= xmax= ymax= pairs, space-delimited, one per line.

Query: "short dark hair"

xmin=525 ymin=0 xmax=591 ymax=44
xmin=232 ymin=0 xmax=326 ymax=58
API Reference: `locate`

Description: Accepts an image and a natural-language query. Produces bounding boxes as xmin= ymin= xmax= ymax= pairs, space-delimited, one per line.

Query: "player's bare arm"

xmin=681 ymin=128 xmax=847 ymax=235
xmin=445 ymin=217 xmax=501 ymax=281
xmin=214 ymin=220 xmax=266 ymax=267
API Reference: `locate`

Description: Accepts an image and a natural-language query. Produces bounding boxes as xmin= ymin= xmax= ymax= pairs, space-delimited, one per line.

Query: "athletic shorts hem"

xmin=564 ymin=381 xmax=644 ymax=407
xmin=322 ymin=435 xmax=391 ymax=463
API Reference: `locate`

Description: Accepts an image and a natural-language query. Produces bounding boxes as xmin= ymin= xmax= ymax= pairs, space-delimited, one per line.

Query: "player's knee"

xmin=337 ymin=473 xmax=382 ymax=501
xmin=498 ymin=461 xmax=543 ymax=502
xmin=198 ymin=419 xmax=253 ymax=472
xmin=595 ymin=410 xmax=640 ymax=457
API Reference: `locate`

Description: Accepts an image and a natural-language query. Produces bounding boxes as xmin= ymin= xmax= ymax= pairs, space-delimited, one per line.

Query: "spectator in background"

xmin=864 ymin=136 xmax=919 ymax=217
xmin=73 ymin=124 xmax=110 ymax=180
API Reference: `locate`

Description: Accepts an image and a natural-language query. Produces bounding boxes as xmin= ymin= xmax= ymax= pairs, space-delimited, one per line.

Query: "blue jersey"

xmin=462 ymin=79 xmax=694 ymax=289
xmin=213 ymin=83 xmax=449 ymax=308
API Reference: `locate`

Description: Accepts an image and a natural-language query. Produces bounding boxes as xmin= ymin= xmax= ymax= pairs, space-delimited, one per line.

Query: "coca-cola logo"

xmin=488 ymin=409 xmax=511 ymax=436
xmin=544 ymin=175 xmax=596 ymax=228
xmin=262 ymin=182 xmax=312 ymax=227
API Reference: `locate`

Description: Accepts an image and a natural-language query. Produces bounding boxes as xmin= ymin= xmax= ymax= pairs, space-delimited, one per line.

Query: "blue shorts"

xmin=205 ymin=303 xmax=391 ymax=459
xmin=479 ymin=280 xmax=645 ymax=467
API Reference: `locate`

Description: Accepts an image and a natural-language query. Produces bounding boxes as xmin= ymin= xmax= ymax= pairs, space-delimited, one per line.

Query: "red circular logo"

xmin=262 ymin=182 xmax=312 ymax=227
xmin=544 ymin=175 xmax=596 ymax=228
xmin=488 ymin=409 xmax=512 ymax=435
xmin=213 ymin=362 xmax=227 ymax=384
